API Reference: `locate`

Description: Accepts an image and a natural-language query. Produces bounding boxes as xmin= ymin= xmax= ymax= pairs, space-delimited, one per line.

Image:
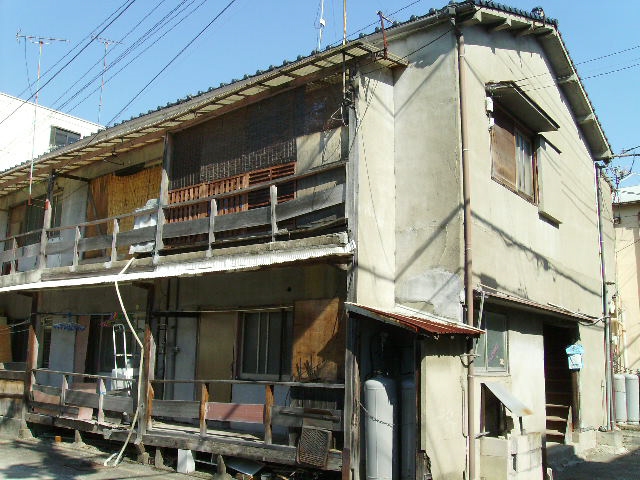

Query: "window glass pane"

xmin=266 ymin=313 xmax=283 ymax=375
xmin=475 ymin=332 xmax=487 ymax=369
xmin=486 ymin=313 xmax=507 ymax=370
xmin=242 ymin=313 xmax=260 ymax=374
xmin=516 ymin=131 xmax=533 ymax=197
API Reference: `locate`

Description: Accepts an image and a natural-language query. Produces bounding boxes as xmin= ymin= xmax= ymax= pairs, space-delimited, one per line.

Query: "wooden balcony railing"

xmin=0 ymin=161 xmax=346 ymax=276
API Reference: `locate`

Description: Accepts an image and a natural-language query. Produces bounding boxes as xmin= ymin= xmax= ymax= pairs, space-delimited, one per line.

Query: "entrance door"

xmin=543 ymin=324 xmax=578 ymax=443
xmin=197 ymin=312 xmax=237 ymax=402
xmin=171 ymin=317 xmax=198 ymax=401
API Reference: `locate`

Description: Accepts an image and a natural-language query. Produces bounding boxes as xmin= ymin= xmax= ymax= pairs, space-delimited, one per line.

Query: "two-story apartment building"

xmin=0 ymin=2 xmax=615 ymax=479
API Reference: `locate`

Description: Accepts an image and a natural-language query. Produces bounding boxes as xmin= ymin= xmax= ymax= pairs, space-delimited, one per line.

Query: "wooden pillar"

xmin=109 ymin=219 xmax=119 ymax=265
xmin=264 ymin=384 xmax=274 ymax=444
xmin=72 ymin=226 xmax=81 ymax=269
xmin=138 ymin=325 xmax=156 ymax=436
xmin=270 ymin=185 xmax=278 ymax=242
xmin=38 ymin=199 xmax=52 ymax=270
xmin=97 ymin=379 xmax=106 ymax=424
xmin=155 ymin=134 xmax=172 ymax=261
xmin=206 ymin=199 xmax=217 ymax=257
xmin=343 ymin=312 xmax=360 ymax=480
xmin=199 ymin=383 xmax=209 ymax=437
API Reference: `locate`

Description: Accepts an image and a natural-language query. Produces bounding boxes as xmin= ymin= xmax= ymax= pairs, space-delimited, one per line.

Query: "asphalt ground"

xmin=0 ymin=438 xmax=193 ymax=479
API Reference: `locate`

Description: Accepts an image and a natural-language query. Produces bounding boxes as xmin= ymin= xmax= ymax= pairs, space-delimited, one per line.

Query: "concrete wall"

xmin=392 ymin=26 xmax=464 ymax=322
xmin=420 ymin=336 xmax=467 ymax=480
xmin=353 ymin=65 xmax=396 ymax=309
xmin=614 ymin=201 xmax=640 ymax=369
xmin=0 ymin=92 xmax=101 ymax=171
xmin=462 ymin=25 xmax=602 ymax=318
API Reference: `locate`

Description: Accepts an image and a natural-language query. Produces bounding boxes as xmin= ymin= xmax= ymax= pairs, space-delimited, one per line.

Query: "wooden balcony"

xmin=0 ymin=161 xmax=347 ymax=280
xmin=1 ymin=327 xmax=345 ymax=471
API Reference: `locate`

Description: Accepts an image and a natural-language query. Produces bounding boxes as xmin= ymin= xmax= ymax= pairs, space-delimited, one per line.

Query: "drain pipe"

xmin=595 ymin=163 xmax=614 ymax=430
xmin=455 ymin=22 xmax=477 ymax=480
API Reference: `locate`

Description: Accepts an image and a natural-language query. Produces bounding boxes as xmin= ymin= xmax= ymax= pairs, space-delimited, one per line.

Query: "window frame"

xmin=475 ymin=311 xmax=509 ymax=373
xmin=491 ymin=105 xmax=539 ymax=204
xmin=238 ymin=307 xmax=292 ymax=381
xmin=50 ymin=126 xmax=81 ymax=149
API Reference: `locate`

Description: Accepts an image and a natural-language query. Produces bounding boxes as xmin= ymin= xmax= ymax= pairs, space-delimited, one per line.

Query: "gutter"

xmin=454 ymin=15 xmax=477 ymax=480
xmin=595 ymin=164 xmax=614 ymax=430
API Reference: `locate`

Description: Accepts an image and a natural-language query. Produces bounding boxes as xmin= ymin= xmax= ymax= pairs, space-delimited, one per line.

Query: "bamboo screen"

xmin=170 ymin=82 xmax=345 ymax=190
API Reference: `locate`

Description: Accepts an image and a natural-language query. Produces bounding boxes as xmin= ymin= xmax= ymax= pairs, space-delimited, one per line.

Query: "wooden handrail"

xmin=149 ymin=378 xmax=344 ymax=389
xmin=165 ymin=160 xmax=346 ymax=210
xmin=34 ymin=368 xmax=139 ymax=382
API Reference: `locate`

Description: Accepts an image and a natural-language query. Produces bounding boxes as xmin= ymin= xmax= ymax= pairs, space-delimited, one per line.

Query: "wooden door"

xmin=197 ymin=312 xmax=237 ymax=402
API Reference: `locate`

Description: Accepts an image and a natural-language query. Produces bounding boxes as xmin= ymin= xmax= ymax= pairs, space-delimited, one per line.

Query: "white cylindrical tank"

xmin=614 ymin=373 xmax=627 ymax=424
xmin=364 ymin=375 xmax=397 ymax=480
xmin=625 ymin=373 xmax=640 ymax=425
xmin=400 ymin=376 xmax=416 ymax=480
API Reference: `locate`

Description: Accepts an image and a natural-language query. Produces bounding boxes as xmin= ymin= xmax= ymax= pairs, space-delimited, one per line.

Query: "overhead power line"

xmin=0 ymin=0 xmax=136 ymax=128
xmin=106 ymin=0 xmax=240 ymax=126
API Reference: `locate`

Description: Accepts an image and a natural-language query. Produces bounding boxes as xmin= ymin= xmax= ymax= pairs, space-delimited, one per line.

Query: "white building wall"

xmin=0 ymin=92 xmax=101 ymax=171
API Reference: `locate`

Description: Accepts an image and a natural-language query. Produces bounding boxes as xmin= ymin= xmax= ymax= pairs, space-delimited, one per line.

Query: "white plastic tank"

xmin=364 ymin=375 xmax=398 ymax=480
xmin=614 ymin=373 xmax=627 ymax=424
xmin=400 ymin=376 xmax=416 ymax=480
xmin=625 ymin=373 xmax=640 ymax=425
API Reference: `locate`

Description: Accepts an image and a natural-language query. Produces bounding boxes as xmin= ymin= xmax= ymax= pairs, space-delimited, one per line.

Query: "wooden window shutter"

xmin=491 ymin=108 xmax=516 ymax=188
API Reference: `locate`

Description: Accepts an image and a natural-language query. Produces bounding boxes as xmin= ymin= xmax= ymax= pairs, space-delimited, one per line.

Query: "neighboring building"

xmin=0 ymin=92 xmax=101 ymax=171
xmin=0 ymin=2 xmax=615 ymax=480
xmin=613 ymin=185 xmax=640 ymax=371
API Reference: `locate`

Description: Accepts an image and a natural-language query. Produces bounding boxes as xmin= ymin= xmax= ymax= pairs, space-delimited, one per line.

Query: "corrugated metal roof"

xmin=0 ymin=42 xmax=405 ymax=196
xmin=346 ymin=303 xmax=483 ymax=335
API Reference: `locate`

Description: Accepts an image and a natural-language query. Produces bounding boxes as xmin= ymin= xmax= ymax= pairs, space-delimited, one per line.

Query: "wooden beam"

xmin=264 ymin=384 xmax=274 ymax=445
xmin=199 ymin=383 xmax=209 ymax=437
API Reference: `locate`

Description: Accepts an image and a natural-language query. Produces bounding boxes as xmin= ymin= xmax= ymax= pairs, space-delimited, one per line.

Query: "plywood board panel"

xmin=73 ymin=316 xmax=91 ymax=374
xmin=197 ymin=312 xmax=236 ymax=402
xmin=292 ymin=298 xmax=344 ymax=382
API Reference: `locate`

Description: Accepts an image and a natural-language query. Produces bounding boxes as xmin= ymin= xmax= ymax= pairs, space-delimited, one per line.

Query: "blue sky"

xmin=1 ymin=1 xmax=639 ymax=183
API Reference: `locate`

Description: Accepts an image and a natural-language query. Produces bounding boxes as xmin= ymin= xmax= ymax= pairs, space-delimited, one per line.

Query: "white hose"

xmin=105 ymin=257 xmax=145 ymax=467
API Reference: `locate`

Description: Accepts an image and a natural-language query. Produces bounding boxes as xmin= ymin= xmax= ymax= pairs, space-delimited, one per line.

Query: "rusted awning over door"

xmin=345 ymin=303 xmax=483 ymax=336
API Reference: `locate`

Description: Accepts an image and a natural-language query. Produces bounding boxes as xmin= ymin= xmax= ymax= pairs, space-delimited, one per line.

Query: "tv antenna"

xmin=93 ymin=36 xmax=122 ymax=124
xmin=16 ymin=30 xmax=68 ymax=202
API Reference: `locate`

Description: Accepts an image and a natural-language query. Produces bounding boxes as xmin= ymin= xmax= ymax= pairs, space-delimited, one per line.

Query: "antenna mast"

xmin=317 ymin=0 xmax=326 ymax=51
xmin=16 ymin=31 xmax=68 ymax=202
xmin=93 ymin=36 xmax=122 ymax=124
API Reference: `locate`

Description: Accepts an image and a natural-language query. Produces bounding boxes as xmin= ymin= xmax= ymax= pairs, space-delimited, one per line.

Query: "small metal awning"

xmin=487 ymin=81 xmax=559 ymax=132
xmin=345 ymin=303 xmax=483 ymax=336
xmin=483 ymin=381 xmax=533 ymax=417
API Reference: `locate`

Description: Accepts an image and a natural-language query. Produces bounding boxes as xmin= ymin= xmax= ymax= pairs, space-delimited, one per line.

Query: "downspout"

xmin=595 ymin=163 xmax=614 ymax=430
xmin=455 ymin=21 xmax=477 ymax=480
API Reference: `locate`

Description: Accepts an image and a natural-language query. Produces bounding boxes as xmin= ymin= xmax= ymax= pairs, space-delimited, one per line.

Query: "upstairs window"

xmin=491 ymin=107 xmax=536 ymax=201
xmin=50 ymin=126 xmax=80 ymax=149
xmin=488 ymin=82 xmax=559 ymax=204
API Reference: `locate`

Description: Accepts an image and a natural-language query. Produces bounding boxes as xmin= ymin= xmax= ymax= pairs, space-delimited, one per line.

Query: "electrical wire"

xmin=63 ymin=0 xmax=212 ymax=117
xmin=0 ymin=0 xmax=137 ymax=128
xmin=12 ymin=0 xmax=134 ymax=102
xmin=105 ymin=257 xmax=143 ymax=468
xmin=106 ymin=0 xmax=239 ymax=126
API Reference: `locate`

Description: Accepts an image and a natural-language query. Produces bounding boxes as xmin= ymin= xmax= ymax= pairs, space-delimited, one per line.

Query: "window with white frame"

xmin=475 ymin=311 xmax=508 ymax=372
xmin=240 ymin=309 xmax=292 ymax=380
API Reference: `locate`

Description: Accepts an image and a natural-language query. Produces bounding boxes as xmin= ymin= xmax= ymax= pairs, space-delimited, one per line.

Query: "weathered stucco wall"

xmin=354 ymin=65 xmax=396 ymax=309
xmin=614 ymin=201 xmax=640 ymax=369
xmin=392 ymin=26 xmax=464 ymax=322
xmin=420 ymin=336 xmax=467 ymax=480
xmin=463 ymin=25 xmax=602 ymax=317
